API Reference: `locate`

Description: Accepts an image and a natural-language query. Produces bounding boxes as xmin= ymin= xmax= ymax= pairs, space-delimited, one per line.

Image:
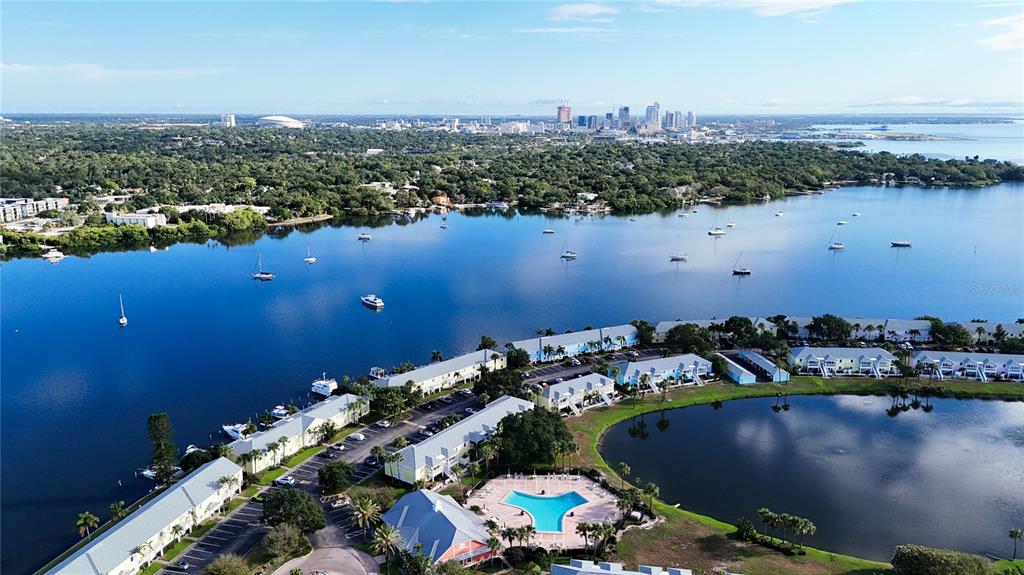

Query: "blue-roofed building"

xmin=614 ymin=354 xmax=712 ymax=392
xmin=382 ymin=490 xmax=495 ymax=566
xmin=738 ymin=351 xmax=790 ymax=382
xmin=373 ymin=349 xmax=506 ymax=395
xmin=47 ymin=458 xmax=242 ymax=575
xmin=716 ymin=353 xmax=757 ymax=385
xmin=510 ymin=324 xmax=638 ymax=363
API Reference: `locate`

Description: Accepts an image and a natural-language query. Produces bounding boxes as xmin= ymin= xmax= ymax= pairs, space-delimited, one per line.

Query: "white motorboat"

xmin=252 ymin=254 xmax=274 ymax=281
xmin=222 ymin=421 xmax=247 ymax=437
xmin=828 ymin=242 xmax=845 ymax=250
xmin=560 ymin=250 xmax=577 ymax=260
xmin=140 ymin=466 xmax=181 ymax=481
xmin=42 ymin=249 xmax=66 ymax=263
xmin=118 ymin=294 xmax=128 ymax=327
xmin=357 ymin=232 xmax=372 ymax=241
xmin=271 ymin=405 xmax=289 ymax=419
xmin=361 ymin=294 xmax=385 ymax=309
xmin=543 ymin=229 xmax=556 ymax=234
xmin=891 ymin=240 xmax=912 ymax=248
xmin=852 ymin=212 xmax=862 ymax=217
xmin=184 ymin=444 xmax=203 ymax=455
xmin=304 ymin=247 xmax=317 ymax=264
xmin=312 ymin=372 xmax=338 ymax=397
xmin=837 ymin=220 xmax=848 ymax=226
xmin=669 ymin=254 xmax=688 ymax=262
xmin=708 ymin=227 xmax=726 ymax=236
xmin=726 ymin=222 xmax=736 ymax=228
xmin=775 ymin=212 xmax=784 ymax=217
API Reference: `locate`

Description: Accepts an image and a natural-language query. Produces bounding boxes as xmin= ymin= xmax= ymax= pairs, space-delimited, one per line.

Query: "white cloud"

xmin=513 ymin=26 xmax=612 ymax=34
xmin=654 ymin=0 xmax=856 ymax=20
xmin=0 ymin=62 xmax=229 ymax=81
xmin=548 ymin=3 xmax=620 ymax=22
xmin=979 ymin=12 xmax=1024 ymax=51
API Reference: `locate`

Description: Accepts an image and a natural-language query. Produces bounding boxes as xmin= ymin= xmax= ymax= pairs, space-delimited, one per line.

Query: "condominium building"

xmin=373 ymin=349 xmax=506 ymax=395
xmin=538 ymin=373 xmax=618 ymax=415
xmin=510 ymin=324 xmax=638 ymax=363
xmin=557 ymin=105 xmax=573 ymax=124
xmin=104 ymin=212 xmax=168 ymax=228
xmin=386 ymin=396 xmax=534 ymax=485
xmin=1 ymin=197 xmax=69 ymax=222
xmin=229 ymin=393 xmax=366 ymax=474
xmin=912 ymin=351 xmax=1024 ymax=381
xmin=614 ymin=354 xmax=713 ymax=391
xmin=47 ymin=458 xmax=242 ymax=575
xmin=552 ymin=560 xmax=711 ymax=575
xmin=787 ymin=347 xmax=897 ymax=378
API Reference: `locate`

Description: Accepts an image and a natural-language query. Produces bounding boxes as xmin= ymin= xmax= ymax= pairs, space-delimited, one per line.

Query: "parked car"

xmin=329 ymin=442 xmax=346 ymax=452
xmin=419 ymin=429 xmax=434 ymax=437
xmin=316 ymin=451 xmax=336 ymax=460
xmin=464 ymin=407 xmax=477 ymax=415
xmin=349 ymin=432 xmax=366 ymax=441
xmin=166 ymin=560 xmax=190 ymax=572
xmin=629 ymin=351 xmax=640 ymax=358
xmin=440 ymin=395 xmax=455 ymax=404
xmin=570 ymin=358 xmax=582 ymax=366
xmin=555 ymin=377 xmax=564 ymax=383
xmin=363 ymin=456 xmax=381 ymax=468
xmin=376 ymin=420 xmax=393 ymax=428
xmin=274 ymin=476 xmax=296 ymax=486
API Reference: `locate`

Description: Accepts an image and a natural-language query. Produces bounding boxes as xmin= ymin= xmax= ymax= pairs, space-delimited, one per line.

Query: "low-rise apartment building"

xmin=787 ymin=347 xmax=898 ymax=378
xmin=510 ymin=324 xmax=638 ymax=363
xmin=538 ymin=373 xmax=618 ymax=415
xmin=614 ymin=354 xmax=712 ymax=391
xmin=373 ymin=349 xmax=506 ymax=395
xmin=1 ymin=197 xmax=69 ymax=222
xmin=912 ymin=351 xmax=1024 ymax=381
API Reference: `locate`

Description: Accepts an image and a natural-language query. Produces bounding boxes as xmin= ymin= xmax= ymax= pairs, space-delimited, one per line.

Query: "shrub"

xmin=891 ymin=544 xmax=993 ymax=575
xmin=262 ymin=523 xmax=305 ymax=558
xmin=203 ymin=554 xmax=248 ymax=575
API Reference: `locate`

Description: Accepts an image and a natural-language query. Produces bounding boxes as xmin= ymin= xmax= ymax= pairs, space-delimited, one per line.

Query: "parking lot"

xmin=157 ymin=388 xmax=480 ymax=573
xmin=523 ymin=347 xmax=666 ymax=385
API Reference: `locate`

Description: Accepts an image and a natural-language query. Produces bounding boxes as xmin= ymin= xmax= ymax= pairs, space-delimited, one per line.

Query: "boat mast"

xmin=119 ymin=294 xmax=125 ymax=318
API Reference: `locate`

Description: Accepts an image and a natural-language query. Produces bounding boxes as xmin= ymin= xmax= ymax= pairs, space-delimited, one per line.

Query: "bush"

xmin=262 ymin=523 xmax=305 ymax=558
xmin=203 ymin=553 xmax=248 ymax=575
xmin=891 ymin=544 xmax=993 ymax=575
xmin=261 ymin=488 xmax=325 ymax=534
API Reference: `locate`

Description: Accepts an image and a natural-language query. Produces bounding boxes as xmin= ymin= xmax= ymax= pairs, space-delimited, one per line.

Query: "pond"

xmin=599 ymin=394 xmax=1024 ymax=561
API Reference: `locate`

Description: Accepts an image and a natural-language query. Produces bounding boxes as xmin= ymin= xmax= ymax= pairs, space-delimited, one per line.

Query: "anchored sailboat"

xmin=252 ymin=254 xmax=274 ymax=281
xmin=304 ymin=247 xmax=317 ymax=264
xmin=732 ymin=252 xmax=751 ymax=275
xmin=118 ymin=295 xmax=128 ymax=327
xmin=828 ymin=226 xmax=845 ymax=250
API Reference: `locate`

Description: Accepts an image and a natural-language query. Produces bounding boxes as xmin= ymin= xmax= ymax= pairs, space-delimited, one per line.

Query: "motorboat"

xmin=222 ymin=423 xmax=249 ymax=440
xmin=837 ymin=220 xmax=848 ymax=226
xmin=669 ymin=254 xmax=688 ymax=262
xmin=140 ymin=466 xmax=181 ymax=481
xmin=708 ymin=227 xmax=726 ymax=236
xmin=775 ymin=212 xmax=784 ymax=217
xmin=726 ymin=222 xmax=736 ymax=228
xmin=312 ymin=372 xmax=338 ymax=396
xmin=543 ymin=229 xmax=556 ymax=234
xmin=42 ymin=249 xmax=66 ymax=263
xmin=357 ymin=233 xmax=372 ymax=241
xmin=184 ymin=444 xmax=203 ymax=455
xmin=361 ymin=294 xmax=385 ymax=309
xmin=852 ymin=212 xmax=862 ymax=217
xmin=118 ymin=294 xmax=128 ymax=327
xmin=303 ymin=247 xmax=317 ymax=264
xmin=891 ymin=240 xmax=912 ymax=248
xmin=828 ymin=242 xmax=845 ymax=250
xmin=252 ymin=255 xmax=274 ymax=281
xmin=691 ymin=208 xmax=699 ymax=213
xmin=271 ymin=405 xmax=289 ymax=419
xmin=440 ymin=223 xmax=448 ymax=229
xmin=560 ymin=250 xmax=577 ymax=260
xmin=629 ymin=217 xmax=637 ymax=222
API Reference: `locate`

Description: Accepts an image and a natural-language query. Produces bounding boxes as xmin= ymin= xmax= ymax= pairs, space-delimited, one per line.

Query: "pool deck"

xmin=464 ymin=474 xmax=619 ymax=550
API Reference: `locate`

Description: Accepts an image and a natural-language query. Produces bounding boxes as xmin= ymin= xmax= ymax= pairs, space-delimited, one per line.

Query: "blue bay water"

xmin=811 ymin=121 xmax=1024 ymax=163
xmin=2 ymin=183 xmax=1023 ymax=572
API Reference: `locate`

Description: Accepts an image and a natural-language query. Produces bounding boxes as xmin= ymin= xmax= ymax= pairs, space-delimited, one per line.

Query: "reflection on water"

xmin=600 ymin=395 xmax=1024 ymax=561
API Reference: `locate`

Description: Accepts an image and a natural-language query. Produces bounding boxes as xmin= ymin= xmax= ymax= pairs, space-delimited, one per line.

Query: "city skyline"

xmin=2 ymin=1 xmax=1022 ymax=115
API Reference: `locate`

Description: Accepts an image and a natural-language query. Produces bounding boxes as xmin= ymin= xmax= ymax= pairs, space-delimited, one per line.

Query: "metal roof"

xmin=509 ymin=324 xmax=637 ymax=354
xmin=789 ymin=347 xmax=895 ymax=362
xmin=382 ymin=490 xmax=491 ymax=562
xmin=541 ymin=373 xmax=615 ymax=400
xmin=913 ymin=350 xmax=1024 ymax=365
xmin=616 ymin=354 xmax=711 ymax=377
xmin=229 ymin=393 xmax=362 ymax=455
xmin=374 ymin=350 xmax=504 ymax=388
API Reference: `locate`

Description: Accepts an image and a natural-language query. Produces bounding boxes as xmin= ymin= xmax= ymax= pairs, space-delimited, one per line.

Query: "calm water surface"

xmin=600 ymin=395 xmax=1024 ymax=561
xmin=2 ymin=184 xmax=1023 ymax=572
xmin=812 ymin=122 xmax=1024 ymax=163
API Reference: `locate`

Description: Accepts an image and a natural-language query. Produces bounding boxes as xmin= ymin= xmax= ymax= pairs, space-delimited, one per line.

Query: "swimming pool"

xmin=501 ymin=490 xmax=588 ymax=532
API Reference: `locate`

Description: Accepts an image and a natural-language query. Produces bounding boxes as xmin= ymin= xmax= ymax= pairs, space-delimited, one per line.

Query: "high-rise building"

xmin=687 ymin=111 xmax=697 ymax=127
xmin=587 ymin=115 xmax=599 ymax=129
xmin=557 ymin=105 xmax=573 ymax=124
xmin=645 ymin=102 xmax=661 ymax=125
xmin=664 ymin=110 xmax=684 ymax=130
xmin=577 ymin=115 xmax=588 ymax=127
xmin=220 ymin=114 xmax=236 ymax=127
xmin=604 ymin=112 xmax=614 ymax=128
xmin=617 ymin=106 xmax=630 ymax=127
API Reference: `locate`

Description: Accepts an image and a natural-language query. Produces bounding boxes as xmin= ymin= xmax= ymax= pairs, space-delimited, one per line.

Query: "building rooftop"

xmin=789 ymin=347 xmax=896 ymax=362
xmin=541 ymin=373 xmax=615 ymax=400
xmin=48 ymin=458 xmax=241 ymax=575
xmin=616 ymin=353 xmax=711 ymax=378
xmin=382 ymin=490 xmax=490 ymax=562
xmin=913 ymin=350 xmax=1024 ymax=365
xmin=397 ymin=395 xmax=534 ymax=470
xmin=955 ymin=321 xmax=1024 ymax=338
xmin=510 ymin=324 xmax=637 ymax=355
xmin=551 ymin=560 xmax=702 ymax=575
xmin=229 ymin=393 xmax=362 ymax=455
xmin=374 ymin=349 xmax=504 ymax=388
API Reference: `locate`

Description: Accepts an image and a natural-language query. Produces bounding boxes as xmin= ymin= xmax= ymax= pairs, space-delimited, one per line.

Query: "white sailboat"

xmin=708 ymin=215 xmax=726 ymax=236
xmin=732 ymin=252 xmax=751 ymax=275
xmin=118 ymin=295 xmax=128 ymax=327
xmin=669 ymin=234 xmax=688 ymax=262
xmin=357 ymin=232 xmax=372 ymax=241
xmin=827 ymin=226 xmax=845 ymax=250
xmin=252 ymin=255 xmax=274 ymax=281
xmin=303 ymin=247 xmax=317 ymax=264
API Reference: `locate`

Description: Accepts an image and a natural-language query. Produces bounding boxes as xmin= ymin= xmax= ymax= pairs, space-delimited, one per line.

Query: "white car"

xmin=350 ymin=432 xmax=366 ymax=441
xmin=274 ymin=476 xmax=296 ymax=486
xmin=376 ymin=420 xmax=393 ymax=428
xmin=570 ymin=358 xmax=582 ymax=366
xmin=464 ymin=407 xmax=477 ymax=415
xmin=629 ymin=351 xmax=640 ymax=358
xmin=329 ymin=443 xmax=346 ymax=452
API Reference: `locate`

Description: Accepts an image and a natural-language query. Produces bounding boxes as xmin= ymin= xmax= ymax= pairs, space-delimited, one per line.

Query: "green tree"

xmin=371 ymin=523 xmax=405 ymax=571
xmin=477 ymin=335 xmax=498 ymax=350
xmin=808 ymin=314 xmax=853 ymax=342
xmin=109 ymin=500 xmax=127 ymax=522
xmin=1011 ymin=528 xmax=1023 ymax=560
xmin=75 ymin=511 xmax=99 ymax=540
xmin=629 ymin=319 xmax=655 ymax=345
xmin=350 ymin=497 xmax=381 ymax=540
xmin=431 ymin=350 xmax=444 ymax=362
xmin=318 ymin=460 xmax=356 ymax=494
xmin=147 ymin=412 xmax=179 ymax=483
xmin=203 ymin=553 xmax=249 ymax=575
xmin=261 ymin=488 xmax=326 ymax=534
xmin=664 ymin=323 xmax=712 ymax=355
xmin=495 ymin=406 xmax=573 ymax=468
xmin=262 ymin=522 xmax=305 ymax=558
xmin=617 ymin=462 xmax=631 ymax=491
xmin=891 ymin=544 xmax=992 ymax=575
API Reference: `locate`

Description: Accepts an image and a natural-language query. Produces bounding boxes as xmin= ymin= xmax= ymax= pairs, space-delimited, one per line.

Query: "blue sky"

xmin=2 ymin=1 xmax=1022 ymax=115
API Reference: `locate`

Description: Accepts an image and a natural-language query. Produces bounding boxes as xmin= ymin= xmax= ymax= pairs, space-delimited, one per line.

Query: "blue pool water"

xmin=502 ymin=490 xmax=588 ymax=532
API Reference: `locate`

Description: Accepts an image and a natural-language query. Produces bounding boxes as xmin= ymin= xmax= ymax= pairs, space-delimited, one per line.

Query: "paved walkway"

xmin=271 ymin=547 xmax=378 ymax=575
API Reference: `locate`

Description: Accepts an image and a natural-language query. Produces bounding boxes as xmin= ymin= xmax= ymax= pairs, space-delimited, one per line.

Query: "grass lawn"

xmin=244 ymin=538 xmax=312 ymax=572
xmin=995 ymin=559 xmax=1024 ymax=573
xmin=225 ymin=497 xmax=246 ymax=514
xmin=566 ymin=376 xmax=1024 ymax=575
xmin=160 ymin=538 xmax=192 ymax=562
xmin=140 ymin=562 xmax=164 ymax=575
xmin=190 ymin=519 xmax=219 ymax=539
xmin=258 ymin=467 xmax=288 ymax=486
xmin=242 ymin=484 xmax=262 ymax=498
xmin=283 ymin=445 xmax=321 ymax=468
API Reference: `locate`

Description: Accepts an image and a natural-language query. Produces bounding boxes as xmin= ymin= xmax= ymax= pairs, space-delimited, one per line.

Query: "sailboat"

xmin=707 ymin=214 xmax=726 ymax=236
xmin=732 ymin=252 xmax=751 ymax=275
xmin=827 ymin=226 xmax=845 ymax=250
xmin=252 ymin=255 xmax=274 ymax=281
xmin=440 ymin=212 xmax=448 ymax=229
xmin=303 ymin=247 xmax=317 ymax=264
xmin=118 ymin=295 xmax=128 ymax=327
xmin=669 ymin=234 xmax=688 ymax=262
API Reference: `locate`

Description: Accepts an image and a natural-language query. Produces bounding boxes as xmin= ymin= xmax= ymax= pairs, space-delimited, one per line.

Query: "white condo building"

xmin=104 ymin=212 xmax=168 ymax=228
xmin=538 ymin=373 xmax=618 ymax=415
xmin=373 ymin=349 xmax=506 ymax=396
xmin=912 ymin=351 xmax=1024 ymax=381
xmin=510 ymin=325 xmax=639 ymax=363
xmin=386 ymin=396 xmax=534 ymax=485
xmin=552 ymin=560 xmax=740 ymax=575
xmin=614 ymin=354 xmax=713 ymax=391
xmin=47 ymin=458 xmax=242 ymax=575
xmin=229 ymin=393 xmax=366 ymax=474
xmin=1 ymin=197 xmax=69 ymax=222
xmin=788 ymin=347 xmax=898 ymax=378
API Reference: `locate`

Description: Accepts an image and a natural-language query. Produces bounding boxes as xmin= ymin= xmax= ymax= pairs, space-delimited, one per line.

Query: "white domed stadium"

xmin=256 ymin=115 xmax=306 ymax=128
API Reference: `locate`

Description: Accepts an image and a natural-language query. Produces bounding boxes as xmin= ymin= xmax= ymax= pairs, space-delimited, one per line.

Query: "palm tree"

xmin=575 ymin=522 xmax=592 ymax=555
xmin=431 ymin=350 xmax=444 ymax=362
xmin=351 ymin=497 xmax=381 ymax=540
xmin=218 ymin=474 xmax=240 ymax=492
xmin=76 ymin=511 xmax=99 ymax=540
xmin=480 ymin=442 xmax=498 ymax=474
xmin=318 ymin=421 xmax=338 ymax=444
xmin=384 ymin=451 xmax=404 ymax=477
xmin=371 ymin=523 xmax=404 ymax=571
xmin=976 ymin=326 xmax=986 ymax=344
xmin=796 ymin=518 xmax=816 ymax=550
xmin=486 ymin=535 xmax=503 ymax=557
xmin=109 ymin=500 xmax=127 ymax=522
xmin=1010 ymin=528 xmax=1023 ymax=560
xmin=594 ymin=523 xmax=615 ymax=557
xmin=371 ymin=445 xmax=386 ymax=467
xmin=542 ymin=344 xmax=555 ymax=361
xmin=501 ymin=526 xmax=518 ymax=549
xmin=643 ymin=482 xmax=659 ymax=516
xmin=133 ymin=540 xmax=154 ymax=561
xmin=778 ymin=513 xmax=793 ymax=546
xmin=617 ymin=462 xmax=631 ymax=491
xmin=756 ymin=507 xmax=772 ymax=538
xmin=484 ymin=518 xmax=499 ymax=535
xmin=519 ymin=524 xmax=536 ymax=547
xmin=852 ymin=323 xmax=861 ymax=339
xmin=556 ymin=345 xmax=566 ymax=359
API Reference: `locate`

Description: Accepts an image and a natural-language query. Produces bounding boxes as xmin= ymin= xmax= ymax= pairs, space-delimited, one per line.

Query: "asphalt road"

xmin=522 ymin=347 xmax=666 ymax=385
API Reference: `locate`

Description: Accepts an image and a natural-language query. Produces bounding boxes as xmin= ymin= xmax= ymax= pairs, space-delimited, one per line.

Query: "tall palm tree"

xmin=556 ymin=345 xmax=566 ymax=359
xmin=519 ymin=524 xmax=536 ymax=547
xmin=371 ymin=445 xmax=386 ymax=467
xmin=796 ymin=518 xmax=816 ymax=550
xmin=500 ymin=526 xmax=518 ymax=549
xmin=109 ymin=500 xmax=127 ymax=522
xmin=171 ymin=524 xmax=185 ymax=543
xmin=575 ymin=522 xmax=592 ymax=554
xmin=643 ymin=482 xmax=659 ymax=516
xmin=1010 ymin=528 xmax=1023 ymax=560
xmin=542 ymin=345 xmax=555 ymax=361
xmin=371 ymin=523 xmax=404 ymax=571
xmin=350 ymin=498 xmax=381 ymax=540
xmin=76 ymin=511 xmax=99 ymax=540
xmin=385 ymin=451 xmax=404 ymax=477
xmin=756 ymin=507 xmax=772 ymax=538
xmin=431 ymin=350 xmax=444 ymax=362
xmin=617 ymin=462 xmax=631 ymax=491
xmin=486 ymin=536 xmax=503 ymax=557
xmin=480 ymin=442 xmax=498 ymax=473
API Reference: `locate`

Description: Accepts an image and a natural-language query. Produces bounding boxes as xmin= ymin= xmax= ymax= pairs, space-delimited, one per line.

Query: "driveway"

xmin=271 ymin=546 xmax=378 ymax=575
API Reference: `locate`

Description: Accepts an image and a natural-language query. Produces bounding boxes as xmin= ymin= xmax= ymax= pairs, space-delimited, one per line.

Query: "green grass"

xmin=189 ymin=519 xmax=218 ymax=539
xmin=244 ymin=537 xmax=312 ymax=572
xmin=225 ymin=497 xmax=246 ymax=514
xmin=567 ymin=376 xmax=1024 ymax=575
xmin=160 ymin=538 xmax=192 ymax=562
xmin=283 ymin=445 xmax=321 ymax=467
xmin=140 ymin=562 xmax=164 ymax=575
xmin=242 ymin=484 xmax=262 ymax=498
xmin=995 ymin=558 xmax=1024 ymax=573
xmin=258 ymin=466 xmax=288 ymax=486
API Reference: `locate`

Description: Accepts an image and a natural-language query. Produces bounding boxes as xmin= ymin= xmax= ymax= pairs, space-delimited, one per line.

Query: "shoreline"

xmin=566 ymin=376 xmax=1024 ymax=574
